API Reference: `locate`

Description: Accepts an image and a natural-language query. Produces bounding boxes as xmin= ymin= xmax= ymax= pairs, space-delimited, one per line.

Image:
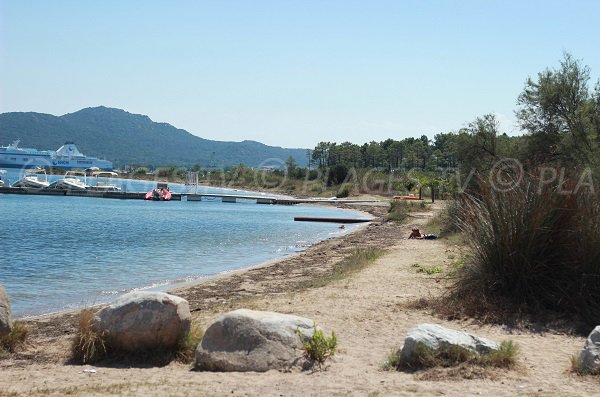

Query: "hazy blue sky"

xmin=1 ymin=0 xmax=599 ymax=148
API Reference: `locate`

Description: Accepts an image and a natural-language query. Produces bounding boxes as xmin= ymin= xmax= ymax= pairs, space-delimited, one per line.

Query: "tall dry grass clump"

xmin=0 ymin=321 xmax=29 ymax=357
xmin=71 ymin=308 xmax=203 ymax=365
xmin=449 ymin=170 xmax=600 ymax=326
xmin=71 ymin=309 xmax=107 ymax=364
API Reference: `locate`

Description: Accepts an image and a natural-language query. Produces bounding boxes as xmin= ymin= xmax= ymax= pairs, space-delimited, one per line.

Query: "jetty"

xmin=0 ymin=186 xmax=379 ymax=206
xmin=294 ymin=216 xmax=373 ymax=223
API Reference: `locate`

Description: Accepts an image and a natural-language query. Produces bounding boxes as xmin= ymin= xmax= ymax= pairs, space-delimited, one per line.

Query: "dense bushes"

xmin=450 ymin=170 xmax=600 ymax=326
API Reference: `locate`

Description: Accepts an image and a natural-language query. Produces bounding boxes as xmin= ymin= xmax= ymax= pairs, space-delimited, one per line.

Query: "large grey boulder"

xmin=0 ymin=285 xmax=12 ymax=337
xmin=579 ymin=326 xmax=600 ymax=372
xmin=400 ymin=323 xmax=499 ymax=361
xmin=93 ymin=291 xmax=191 ymax=352
xmin=195 ymin=309 xmax=317 ymax=372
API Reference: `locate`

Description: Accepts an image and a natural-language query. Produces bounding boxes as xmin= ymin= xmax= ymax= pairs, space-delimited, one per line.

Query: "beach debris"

xmin=195 ymin=309 xmax=318 ymax=372
xmin=93 ymin=291 xmax=191 ymax=352
xmin=578 ymin=325 xmax=600 ymax=372
xmin=0 ymin=284 xmax=12 ymax=337
xmin=399 ymin=323 xmax=500 ymax=362
xmin=81 ymin=367 xmax=97 ymax=374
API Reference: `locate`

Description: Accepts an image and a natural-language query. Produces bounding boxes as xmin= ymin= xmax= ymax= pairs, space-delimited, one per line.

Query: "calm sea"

xmin=0 ymin=172 xmax=364 ymax=317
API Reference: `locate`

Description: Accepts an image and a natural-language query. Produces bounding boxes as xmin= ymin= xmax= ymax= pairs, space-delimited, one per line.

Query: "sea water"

xmin=0 ymin=174 xmax=365 ymax=317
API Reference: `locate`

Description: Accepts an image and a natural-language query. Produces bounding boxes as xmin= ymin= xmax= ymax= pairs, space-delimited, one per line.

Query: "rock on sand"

xmin=0 ymin=284 xmax=12 ymax=337
xmin=93 ymin=291 xmax=191 ymax=352
xmin=579 ymin=325 xmax=600 ymax=372
xmin=400 ymin=323 xmax=499 ymax=361
xmin=195 ymin=309 xmax=317 ymax=372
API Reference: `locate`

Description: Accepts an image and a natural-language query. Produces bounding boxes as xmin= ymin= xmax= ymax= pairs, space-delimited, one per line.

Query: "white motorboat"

xmin=0 ymin=169 xmax=6 ymax=187
xmin=47 ymin=170 xmax=89 ymax=191
xmin=88 ymin=171 xmax=121 ymax=192
xmin=12 ymin=169 xmax=50 ymax=189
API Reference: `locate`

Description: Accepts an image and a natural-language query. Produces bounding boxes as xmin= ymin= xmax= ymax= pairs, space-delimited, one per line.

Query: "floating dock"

xmin=0 ymin=186 xmax=380 ymax=206
xmin=294 ymin=216 xmax=373 ymax=223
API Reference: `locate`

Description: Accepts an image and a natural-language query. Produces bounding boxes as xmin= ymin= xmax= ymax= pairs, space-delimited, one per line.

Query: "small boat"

xmin=88 ymin=171 xmax=121 ymax=192
xmin=0 ymin=169 xmax=6 ymax=187
xmin=12 ymin=169 xmax=50 ymax=189
xmin=47 ymin=170 xmax=89 ymax=191
xmin=145 ymin=182 xmax=172 ymax=201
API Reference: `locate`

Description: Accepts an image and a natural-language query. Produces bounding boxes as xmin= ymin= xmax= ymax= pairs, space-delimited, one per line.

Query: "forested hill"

xmin=0 ymin=106 xmax=308 ymax=168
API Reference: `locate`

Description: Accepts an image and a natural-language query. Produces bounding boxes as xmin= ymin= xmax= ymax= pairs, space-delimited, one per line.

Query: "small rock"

xmin=400 ymin=323 xmax=499 ymax=362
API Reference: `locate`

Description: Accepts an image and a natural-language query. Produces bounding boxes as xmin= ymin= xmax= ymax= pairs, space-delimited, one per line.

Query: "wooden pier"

xmin=294 ymin=216 xmax=373 ymax=223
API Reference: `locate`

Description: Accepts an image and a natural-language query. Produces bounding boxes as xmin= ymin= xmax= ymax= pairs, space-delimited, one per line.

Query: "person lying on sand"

xmin=408 ymin=228 xmax=422 ymax=239
xmin=408 ymin=228 xmax=438 ymax=240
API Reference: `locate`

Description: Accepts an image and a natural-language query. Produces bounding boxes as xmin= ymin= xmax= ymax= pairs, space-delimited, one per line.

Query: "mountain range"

xmin=0 ymin=106 xmax=308 ymax=168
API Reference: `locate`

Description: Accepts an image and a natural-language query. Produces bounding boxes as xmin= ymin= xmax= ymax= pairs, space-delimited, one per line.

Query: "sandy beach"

xmin=1 ymin=202 xmax=598 ymax=397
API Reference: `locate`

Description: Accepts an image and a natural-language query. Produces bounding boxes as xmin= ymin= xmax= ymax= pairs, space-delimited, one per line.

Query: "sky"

xmin=1 ymin=0 xmax=599 ymax=149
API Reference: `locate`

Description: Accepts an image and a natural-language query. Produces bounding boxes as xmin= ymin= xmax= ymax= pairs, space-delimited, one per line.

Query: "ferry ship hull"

xmin=0 ymin=141 xmax=113 ymax=170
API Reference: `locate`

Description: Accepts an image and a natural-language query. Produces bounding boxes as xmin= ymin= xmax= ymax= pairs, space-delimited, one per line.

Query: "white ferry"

xmin=0 ymin=140 xmax=113 ymax=170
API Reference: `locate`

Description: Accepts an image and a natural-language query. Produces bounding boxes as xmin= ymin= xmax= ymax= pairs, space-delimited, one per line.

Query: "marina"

xmin=0 ymin=185 xmax=380 ymax=205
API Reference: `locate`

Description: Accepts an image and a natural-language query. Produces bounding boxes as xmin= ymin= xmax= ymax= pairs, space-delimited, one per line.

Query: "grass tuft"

xmin=300 ymin=247 xmax=386 ymax=289
xmin=71 ymin=308 xmax=203 ymax=365
xmin=176 ymin=322 xmax=204 ymax=363
xmin=382 ymin=348 xmax=401 ymax=371
xmin=570 ymin=353 xmax=600 ymax=376
xmin=71 ymin=309 xmax=107 ymax=364
xmin=395 ymin=340 xmax=519 ymax=372
xmin=415 ymin=265 xmax=444 ymax=275
xmin=0 ymin=321 xmax=29 ymax=356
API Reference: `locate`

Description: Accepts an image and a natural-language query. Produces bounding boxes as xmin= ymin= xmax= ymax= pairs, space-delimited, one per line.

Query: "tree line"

xmin=307 ymin=53 xmax=600 ymax=181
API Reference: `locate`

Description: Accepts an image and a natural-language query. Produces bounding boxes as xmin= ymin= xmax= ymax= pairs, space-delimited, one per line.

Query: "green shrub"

xmin=450 ymin=171 xmax=600 ymax=326
xmin=386 ymin=200 xmax=409 ymax=223
xmin=132 ymin=167 xmax=149 ymax=176
xmin=299 ymin=323 xmax=337 ymax=367
xmin=382 ymin=348 xmax=401 ymax=371
xmin=415 ymin=265 xmax=444 ymax=275
xmin=176 ymin=323 xmax=204 ymax=363
xmin=337 ymin=185 xmax=350 ymax=198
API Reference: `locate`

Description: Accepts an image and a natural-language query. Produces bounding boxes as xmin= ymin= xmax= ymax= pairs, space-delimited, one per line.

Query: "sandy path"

xmin=1 ymin=204 xmax=598 ymax=396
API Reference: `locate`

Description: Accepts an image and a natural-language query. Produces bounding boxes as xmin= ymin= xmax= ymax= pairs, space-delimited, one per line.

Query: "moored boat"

xmin=11 ymin=169 xmax=50 ymax=189
xmin=47 ymin=170 xmax=89 ymax=191
xmin=145 ymin=182 xmax=172 ymax=201
xmin=88 ymin=171 xmax=121 ymax=192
